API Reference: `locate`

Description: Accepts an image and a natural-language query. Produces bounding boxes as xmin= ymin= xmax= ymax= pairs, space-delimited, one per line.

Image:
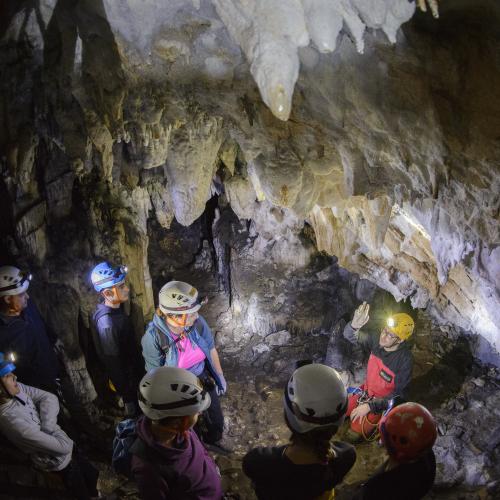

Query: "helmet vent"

xmin=181 ymin=384 xmax=190 ymax=393
xmin=288 ymin=387 xmax=294 ymax=395
xmin=306 ymin=408 xmax=315 ymax=416
xmin=170 ymin=384 xmax=178 ymax=391
xmin=189 ymin=389 xmax=198 ymax=395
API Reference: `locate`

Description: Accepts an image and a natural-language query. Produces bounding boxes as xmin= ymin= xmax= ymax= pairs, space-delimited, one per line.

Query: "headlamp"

xmin=387 ymin=317 xmax=396 ymax=328
xmin=9 ymin=353 xmax=16 ymax=363
xmin=120 ymin=265 xmax=128 ymax=274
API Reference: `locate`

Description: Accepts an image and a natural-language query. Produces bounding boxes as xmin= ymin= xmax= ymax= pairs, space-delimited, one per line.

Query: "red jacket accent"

xmin=364 ymin=353 xmax=396 ymax=399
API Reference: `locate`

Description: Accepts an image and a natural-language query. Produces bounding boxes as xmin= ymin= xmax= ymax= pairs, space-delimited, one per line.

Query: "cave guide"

xmin=342 ymin=302 xmax=414 ymax=442
xmin=0 ymin=265 xmax=61 ymax=394
xmin=141 ymin=280 xmax=229 ymax=453
xmin=91 ymin=261 xmax=144 ymax=417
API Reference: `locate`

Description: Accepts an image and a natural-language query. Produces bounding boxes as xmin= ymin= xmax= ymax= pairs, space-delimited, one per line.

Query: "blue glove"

xmin=216 ymin=373 xmax=227 ymax=396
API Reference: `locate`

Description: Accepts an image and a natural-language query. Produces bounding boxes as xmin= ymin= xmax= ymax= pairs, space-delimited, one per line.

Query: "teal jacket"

xmin=141 ymin=314 xmax=223 ymax=391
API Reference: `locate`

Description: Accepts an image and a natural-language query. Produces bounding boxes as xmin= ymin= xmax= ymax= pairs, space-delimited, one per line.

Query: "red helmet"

xmin=379 ymin=402 xmax=437 ymax=463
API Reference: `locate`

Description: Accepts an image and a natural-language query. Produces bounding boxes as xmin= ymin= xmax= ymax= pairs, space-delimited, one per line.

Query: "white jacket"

xmin=0 ymin=383 xmax=73 ymax=471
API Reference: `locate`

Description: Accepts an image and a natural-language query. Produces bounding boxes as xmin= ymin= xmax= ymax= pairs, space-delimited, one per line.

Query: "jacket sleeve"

xmin=342 ymin=323 xmax=377 ymax=351
xmin=369 ymin=352 xmax=413 ymax=413
xmin=195 ymin=316 xmax=215 ymax=350
xmin=141 ymin=326 xmax=163 ymax=372
xmin=21 ymin=384 xmax=59 ymax=434
xmin=2 ymin=417 xmax=73 ymax=457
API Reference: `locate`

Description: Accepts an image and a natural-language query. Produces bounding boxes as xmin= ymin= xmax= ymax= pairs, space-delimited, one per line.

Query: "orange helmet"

xmin=379 ymin=402 xmax=437 ymax=463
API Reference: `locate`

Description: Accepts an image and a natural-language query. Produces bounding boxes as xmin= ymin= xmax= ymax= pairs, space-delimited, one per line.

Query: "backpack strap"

xmin=94 ymin=308 xmax=112 ymax=324
xmin=154 ymin=325 xmax=172 ymax=355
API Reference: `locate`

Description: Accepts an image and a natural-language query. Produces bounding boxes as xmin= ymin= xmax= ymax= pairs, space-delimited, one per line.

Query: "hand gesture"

xmin=351 ymin=302 xmax=370 ymax=330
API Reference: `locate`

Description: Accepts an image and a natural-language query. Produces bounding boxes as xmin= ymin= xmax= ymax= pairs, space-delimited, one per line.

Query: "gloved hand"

xmin=216 ymin=373 xmax=227 ymax=396
xmin=351 ymin=302 xmax=370 ymax=330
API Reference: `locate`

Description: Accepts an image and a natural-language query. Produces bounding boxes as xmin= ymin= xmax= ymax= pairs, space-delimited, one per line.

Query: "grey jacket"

xmin=0 ymin=383 xmax=73 ymax=471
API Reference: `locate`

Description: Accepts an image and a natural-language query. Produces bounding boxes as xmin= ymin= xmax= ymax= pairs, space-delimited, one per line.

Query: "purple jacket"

xmin=131 ymin=417 xmax=222 ymax=500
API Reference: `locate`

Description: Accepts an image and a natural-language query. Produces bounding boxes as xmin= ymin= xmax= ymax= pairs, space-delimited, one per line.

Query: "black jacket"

xmin=243 ymin=441 xmax=356 ymax=500
xmin=355 ymin=449 xmax=436 ymax=500
xmin=0 ymin=301 xmax=59 ymax=393
xmin=92 ymin=303 xmax=142 ymax=402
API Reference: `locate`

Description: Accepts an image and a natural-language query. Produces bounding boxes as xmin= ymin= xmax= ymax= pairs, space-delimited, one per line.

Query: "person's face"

xmin=379 ymin=327 xmax=402 ymax=350
xmin=114 ymin=282 xmax=130 ymax=302
xmin=3 ymin=292 xmax=29 ymax=315
xmin=1 ymin=372 xmax=20 ymax=397
xmin=184 ymin=311 xmax=198 ymax=327
xmin=103 ymin=282 xmax=129 ymax=304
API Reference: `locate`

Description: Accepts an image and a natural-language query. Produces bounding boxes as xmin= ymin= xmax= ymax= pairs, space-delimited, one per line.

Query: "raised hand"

xmin=351 ymin=302 xmax=370 ymax=330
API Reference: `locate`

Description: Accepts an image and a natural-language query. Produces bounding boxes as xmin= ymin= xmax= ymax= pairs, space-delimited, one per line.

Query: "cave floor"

xmin=94 ymin=309 xmax=498 ymax=500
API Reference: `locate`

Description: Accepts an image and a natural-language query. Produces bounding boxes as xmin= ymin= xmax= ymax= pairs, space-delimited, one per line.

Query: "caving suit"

xmin=342 ymin=323 xmax=413 ymax=437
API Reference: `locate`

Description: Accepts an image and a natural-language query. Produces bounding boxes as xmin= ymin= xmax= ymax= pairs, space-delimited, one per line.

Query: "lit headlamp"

xmin=387 ymin=317 xmax=396 ymax=328
xmin=8 ymin=352 xmax=16 ymax=363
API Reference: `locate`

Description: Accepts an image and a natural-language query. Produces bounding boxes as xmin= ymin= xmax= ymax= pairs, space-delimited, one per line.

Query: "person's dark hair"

xmin=284 ymin=411 xmax=339 ymax=463
xmin=290 ymin=426 xmax=339 ymax=463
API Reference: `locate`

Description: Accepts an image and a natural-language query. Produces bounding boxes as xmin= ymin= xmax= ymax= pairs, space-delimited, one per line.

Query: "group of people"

xmin=0 ymin=262 xmax=439 ymax=499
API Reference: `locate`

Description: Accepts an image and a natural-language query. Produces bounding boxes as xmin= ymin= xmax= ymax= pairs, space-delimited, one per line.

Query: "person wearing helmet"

xmin=0 ymin=352 xmax=100 ymax=500
xmin=243 ymin=363 xmax=356 ymax=500
xmin=353 ymin=402 xmax=437 ymax=500
xmin=340 ymin=303 xmax=414 ymax=442
xmin=0 ymin=265 xmax=60 ymax=393
xmin=141 ymin=281 xmax=228 ymax=450
xmin=91 ymin=262 xmax=143 ymax=417
xmin=131 ymin=366 xmax=223 ymax=499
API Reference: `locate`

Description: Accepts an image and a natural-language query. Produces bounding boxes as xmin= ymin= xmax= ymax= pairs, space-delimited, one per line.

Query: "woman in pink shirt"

xmin=142 ymin=281 xmax=228 ymax=453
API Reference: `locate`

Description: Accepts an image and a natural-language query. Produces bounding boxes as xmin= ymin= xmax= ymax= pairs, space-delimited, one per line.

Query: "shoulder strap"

xmin=154 ymin=324 xmax=172 ymax=354
xmin=94 ymin=308 xmax=112 ymax=324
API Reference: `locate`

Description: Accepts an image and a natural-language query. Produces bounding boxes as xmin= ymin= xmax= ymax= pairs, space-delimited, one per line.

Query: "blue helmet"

xmin=0 ymin=352 xmax=16 ymax=377
xmin=90 ymin=262 xmax=128 ymax=292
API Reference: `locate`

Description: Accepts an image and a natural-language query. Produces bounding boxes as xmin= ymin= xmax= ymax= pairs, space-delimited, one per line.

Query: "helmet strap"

xmin=103 ymin=286 xmax=121 ymax=306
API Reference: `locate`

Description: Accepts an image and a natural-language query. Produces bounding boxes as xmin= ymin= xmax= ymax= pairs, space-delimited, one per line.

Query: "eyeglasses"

xmin=382 ymin=328 xmax=400 ymax=341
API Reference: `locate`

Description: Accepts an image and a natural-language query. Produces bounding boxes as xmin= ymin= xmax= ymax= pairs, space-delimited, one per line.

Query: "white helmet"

xmin=158 ymin=281 xmax=202 ymax=315
xmin=138 ymin=366 xmax=211 ymax=420
xmin=0 ymin=266 xmax=31 ymax=297
xmin=284 ymin=363 xmax=348 ymax=434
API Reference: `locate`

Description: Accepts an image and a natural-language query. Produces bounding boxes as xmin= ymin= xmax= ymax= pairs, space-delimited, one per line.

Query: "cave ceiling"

xmin=0 ymin=0 xmax=499 ymax=359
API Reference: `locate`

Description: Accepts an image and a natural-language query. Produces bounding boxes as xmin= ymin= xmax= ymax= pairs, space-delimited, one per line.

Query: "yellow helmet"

xmin=386 ymin=313 xmax=414 ymax=341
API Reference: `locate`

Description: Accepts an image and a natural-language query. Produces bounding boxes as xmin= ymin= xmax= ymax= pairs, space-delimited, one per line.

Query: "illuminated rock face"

xmin=0 ymin=0 xmax=499 ymax=374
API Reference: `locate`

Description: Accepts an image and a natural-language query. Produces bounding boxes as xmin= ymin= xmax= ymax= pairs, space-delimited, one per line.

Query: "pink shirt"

xmin=175 ymin=335 xmax=206 ymax=370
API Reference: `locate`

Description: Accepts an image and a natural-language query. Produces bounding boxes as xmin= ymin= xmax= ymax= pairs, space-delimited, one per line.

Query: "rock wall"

xmin=0 ymin=0 xmax=499 ymax=415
